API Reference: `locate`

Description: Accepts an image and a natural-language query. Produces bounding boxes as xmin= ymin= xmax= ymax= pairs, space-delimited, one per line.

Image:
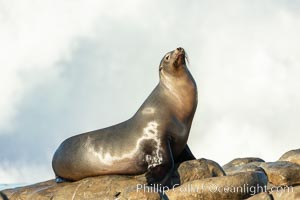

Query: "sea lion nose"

xmin=177 ymin=47 xmax=183 ymax=52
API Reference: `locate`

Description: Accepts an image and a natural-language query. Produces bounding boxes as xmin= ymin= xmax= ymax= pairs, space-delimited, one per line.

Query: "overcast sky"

xmin=0 ymin=0 xmax=300 ymax=184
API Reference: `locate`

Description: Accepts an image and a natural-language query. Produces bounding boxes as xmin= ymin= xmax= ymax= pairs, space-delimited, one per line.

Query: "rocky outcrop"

xmin=1 ymin=148 xmax=300 ymax=200
xmin=1 ymin=159 xmax=226 ymax=200
xmin=0 ymin=175 xmax=159 ymax=200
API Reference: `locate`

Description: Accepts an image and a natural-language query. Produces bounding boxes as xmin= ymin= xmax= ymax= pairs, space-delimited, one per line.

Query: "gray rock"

xmin=279 ymin=149 xmax=300 ymax=166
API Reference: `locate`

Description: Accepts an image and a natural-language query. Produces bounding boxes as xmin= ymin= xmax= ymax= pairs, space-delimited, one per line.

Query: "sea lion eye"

xmin=165 ymin=55 xmax=170 ymax=60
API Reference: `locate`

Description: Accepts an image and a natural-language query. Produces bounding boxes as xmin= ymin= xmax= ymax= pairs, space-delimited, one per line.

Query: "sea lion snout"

xmin=174 ymin=47 xmax=186 ymax=66
xmin=175 ymin=47 xmax=185 ymax=57
xmin=176 ymin=47 xmax=184 ymax=53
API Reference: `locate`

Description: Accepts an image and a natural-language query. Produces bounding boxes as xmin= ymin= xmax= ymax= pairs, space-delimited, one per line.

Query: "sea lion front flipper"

xmin=146 ymin=138 xmax=174 ymax=187
xmin=175 ymin=144 xmax=196 ymax=164
xmin=159 ymin=138 xmax=175 ymax=186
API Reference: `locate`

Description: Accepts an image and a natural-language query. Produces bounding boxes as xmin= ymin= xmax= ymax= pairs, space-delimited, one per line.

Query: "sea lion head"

xmin=159 ymin=47 xmax=188 ymax=78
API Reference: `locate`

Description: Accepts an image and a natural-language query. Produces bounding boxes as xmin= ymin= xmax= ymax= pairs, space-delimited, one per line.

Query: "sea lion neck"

xmin=159 ymin=65 xmax=194 ymax=89
xmin=159 ymin=67 xmax=197 ymax=122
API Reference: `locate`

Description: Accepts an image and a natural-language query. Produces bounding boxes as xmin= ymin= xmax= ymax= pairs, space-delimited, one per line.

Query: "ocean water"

xmin=0 ymin=183 xmax=27 ymax=191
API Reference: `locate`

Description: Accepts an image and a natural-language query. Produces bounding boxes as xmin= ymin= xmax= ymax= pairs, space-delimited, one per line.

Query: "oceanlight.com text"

xmin=136 ymin=183 xmax=294 ymax=197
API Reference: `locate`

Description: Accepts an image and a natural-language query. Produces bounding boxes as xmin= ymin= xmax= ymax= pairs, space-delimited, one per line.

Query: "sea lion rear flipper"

xmin=55 ymin=176 xmax=69 ymax=183
xmin=175 ymin=144 xmax=196 ymax=164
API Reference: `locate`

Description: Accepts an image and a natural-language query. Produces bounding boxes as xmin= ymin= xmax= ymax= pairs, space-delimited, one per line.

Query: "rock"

xmin=259 ymin=161 xmax=300 ymax=186
xmin=224 ymin=159 xmax=300 ymax=187
xmin=223 ymin=157 xmax=265 ymax=171
xmin=224 ymin=163 xmax=265 ymax=176
xmin=1 ymin=175 xmax=160 ymax=200
xmin=246 ymin=192 xmax=272 ymax=200
xmin=165 ymin=171 xmax=268 ymax=200
xmin=279 ymin=149 xmax=300 ymax=166
xmin=1 ymin=180 xmax=56 ymax=200
xmin=270 ymin=185 xmax=300 ymax=200
xmin=0 ymin=158 xmax=225 ymax=200
xmin=247 ymin=177 xmax=300 ymax=200
xmin=118 ymin=187 xmax=161 ymax=200
xmin=177 ymin=158 xmax=225 ymax=184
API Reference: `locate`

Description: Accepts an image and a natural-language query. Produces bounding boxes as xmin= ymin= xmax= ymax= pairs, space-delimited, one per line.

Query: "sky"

xmin=0 ymin=0 xmax=300 ymax=184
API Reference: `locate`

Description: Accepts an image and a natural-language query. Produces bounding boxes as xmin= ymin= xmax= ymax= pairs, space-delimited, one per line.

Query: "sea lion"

xmin=52 ymin=47 xmax=198 ymax=184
